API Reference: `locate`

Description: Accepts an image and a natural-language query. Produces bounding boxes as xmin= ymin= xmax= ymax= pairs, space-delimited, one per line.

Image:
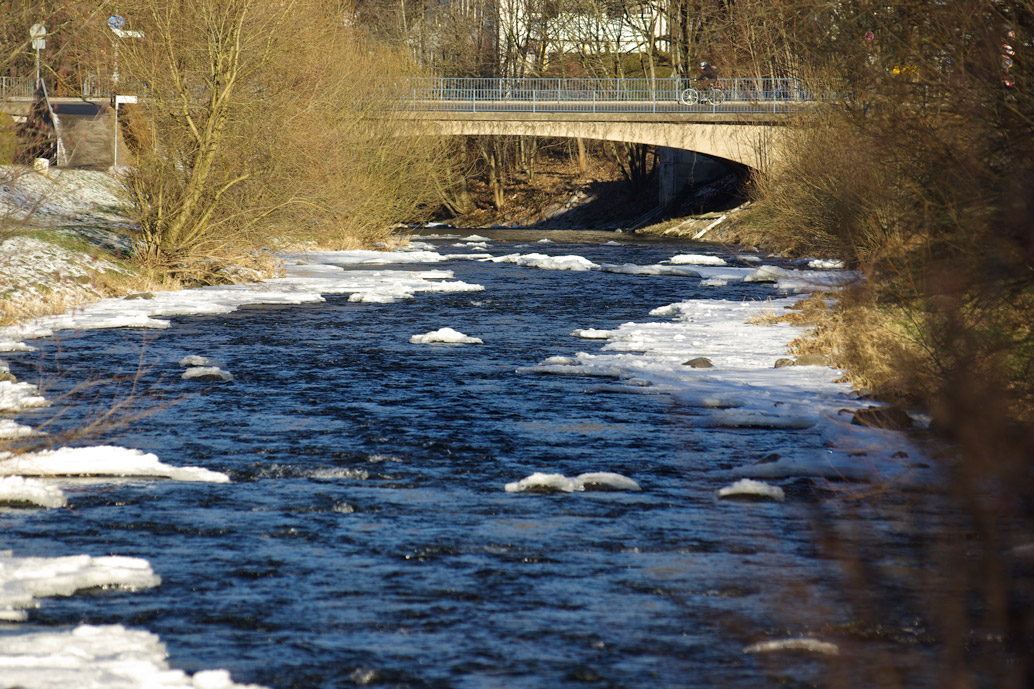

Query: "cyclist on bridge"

xmin=697 ymin=61 xmax=718 ymax=88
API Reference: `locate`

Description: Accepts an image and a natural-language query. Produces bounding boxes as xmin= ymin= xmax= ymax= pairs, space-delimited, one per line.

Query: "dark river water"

xmin=1 ymin=231 xmax=938 ymax=688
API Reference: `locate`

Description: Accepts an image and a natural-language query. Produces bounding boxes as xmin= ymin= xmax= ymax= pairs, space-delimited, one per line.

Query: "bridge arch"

xmin=396 ymin=113 xmax=783 ymax=170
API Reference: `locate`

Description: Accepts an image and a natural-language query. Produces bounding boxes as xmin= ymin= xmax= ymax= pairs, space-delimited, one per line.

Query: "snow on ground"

xmin=410 ymin=327 xmax=483 ymax=344
xmin=0 ymin=168 xmax=129 ymax=227
xmin=0 ymin=445 xmax=231 ymax=482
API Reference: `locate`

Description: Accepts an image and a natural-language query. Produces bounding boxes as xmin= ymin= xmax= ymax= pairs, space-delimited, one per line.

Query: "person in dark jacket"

xmin=697 ymin=61 xmax=717 ymax=88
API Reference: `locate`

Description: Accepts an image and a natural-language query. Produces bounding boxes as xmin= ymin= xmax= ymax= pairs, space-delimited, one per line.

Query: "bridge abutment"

xmin=657 ymin=147 xmax=730 ymax=207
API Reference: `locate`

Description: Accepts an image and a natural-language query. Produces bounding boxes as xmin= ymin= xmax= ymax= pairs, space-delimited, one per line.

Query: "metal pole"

xmin=35 ymin=48 xmax=40 ymax=88
xmin=113 ymin=101 xmax=119 ymax=168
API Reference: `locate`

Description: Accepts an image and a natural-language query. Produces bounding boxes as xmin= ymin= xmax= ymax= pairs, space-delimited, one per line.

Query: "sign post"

xmin=29 ymin=23 xmax=46 ymax=88
xmin=113 ymin=94 xmax=137 ymax=168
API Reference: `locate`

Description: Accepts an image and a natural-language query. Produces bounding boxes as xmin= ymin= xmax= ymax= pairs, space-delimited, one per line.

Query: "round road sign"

xmin=108 ymin=15 xmax=125 ymax=31
xmin=30 ymin=23 xmax=47 ymax=38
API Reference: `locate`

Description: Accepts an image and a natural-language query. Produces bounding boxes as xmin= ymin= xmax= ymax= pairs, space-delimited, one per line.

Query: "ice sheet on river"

xmin=0 ymin=258 xmax=483 ymax=350
xmin=0 ymin=624 xmax=268 ymax=688
xmin=0 ymin=550 xmax=160 ymax=622
xmin=0 ymin=445 xmax=230 ymax=483
xmin=522 ymin=297 xmax=933 ymax=486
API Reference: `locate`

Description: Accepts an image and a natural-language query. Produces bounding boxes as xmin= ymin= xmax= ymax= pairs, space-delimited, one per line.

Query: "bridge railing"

xmin=396 ymin=77 xmax=817 ymax=114
xmin=0 ymin=76 xmax=36 ymax=100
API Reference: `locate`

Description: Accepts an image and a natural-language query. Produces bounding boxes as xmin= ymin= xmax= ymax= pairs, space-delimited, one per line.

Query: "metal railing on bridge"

xmin=0 ymin=76 xmax=36 ymax=100
xmin=397 ymin=77 xmax=817 ymax=114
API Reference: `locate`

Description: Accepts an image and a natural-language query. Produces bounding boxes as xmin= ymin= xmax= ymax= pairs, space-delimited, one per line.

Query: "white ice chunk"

xmin=0 ymin=445 xmax=230 ymax=483
xmin=491 ymin=253 xmax=598 ymax=271
xmin=182 ymin=366 xmax=233 ymax=381
xmin=0 ymin=624 xmax=269 ymax=688
xmin=179 ymin=355 xmax=213 ymax=367
xmin=0 ymin=380 xmax=47 ymax=412
xmin=409 ymin=327 xmax=483 ymax=344
xmin=743 ymin=265 xmax=788 ymax=283
xmin=0 ymin=551 xmax=160 ymax=622
xmin=704 ymin=409 xmax=817 ymax=430
xmin=717 ymin=479 xmax=785 ymax=501
xmin=805 ymin=258 xmax=845 ymax=270
xmin=572 ymin=328 xmax=612 ymax=339
xmin=462 ymin=234 xmax=491 ymax=241
xmin=598 ymin=263 xmax=702 ymax=277
xmin=0 ymin=476 xmax=67 ymax=508
xmin=743 ymin=638 xmax=839 ymax=655
xmin=0 ymin=418 xmax=34 ymax=438
xmin=669 ymin=253 xmax=728 ymax=266
xmin=505 ymin=471 xmax=640 ymax=493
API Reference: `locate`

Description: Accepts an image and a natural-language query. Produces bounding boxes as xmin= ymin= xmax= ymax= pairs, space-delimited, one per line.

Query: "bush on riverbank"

xmin=742 ymin=4 xmax=1034 ymax=686
xmin=118 ymin=0 xmax=446 ymax=278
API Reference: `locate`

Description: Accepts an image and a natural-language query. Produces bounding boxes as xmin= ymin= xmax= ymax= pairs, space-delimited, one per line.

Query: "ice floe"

xmin=182 ymin=366 xmax=234 ymax=382
xmin=743 ymin=638 xmax=839 ymax=655
xmin=491 ymin=253 xmax=598 ymax=271
xmin=0 ymin=445 xmax=230 ymax=483
xmin=179 ymin=355 xmax=215 ymax=367
xmin=0 ymin=380 xmax=47 ymax=411
xmin=0 ymin=476 xmax=67 ymax=508
xmin=505 ymin=471 xmax=640 ymax=493
xmin=669 ymin=253 xmax=729 ymax=266
xmin=0 ymin=255 xmax=484 ymax=350
xmin=410 ymin=327 xmax=483 ymax=345
xmin=521 ymin=295 xmax=933 ymax=486
xmin=0 ymin=624 xmax=268 ymax=688
xmin=598 ymin=263 xmax=702 ymax=277
xmin=0 ymin=550 xmax=160 ymax=622
xmin=717 ymin=479 xmax=785 ymax=502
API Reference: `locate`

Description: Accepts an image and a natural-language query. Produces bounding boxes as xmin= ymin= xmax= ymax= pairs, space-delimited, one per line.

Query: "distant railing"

xmin=397 ymin=77 xmax=818 ymax=114
xmin=0 ymin=76 xmax=36 ymax=100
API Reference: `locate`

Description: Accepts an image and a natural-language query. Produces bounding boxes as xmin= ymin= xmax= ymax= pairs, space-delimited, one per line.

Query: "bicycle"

xmin=678 ymin=82 xmax=725 ymax=106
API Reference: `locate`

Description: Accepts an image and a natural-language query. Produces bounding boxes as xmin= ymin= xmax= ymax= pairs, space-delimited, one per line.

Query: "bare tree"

xmin=117 ymin=0 xmax=446 ymax=274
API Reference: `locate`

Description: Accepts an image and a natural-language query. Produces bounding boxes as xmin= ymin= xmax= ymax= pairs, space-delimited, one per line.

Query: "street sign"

xmin=30 ymin=23 xmax=47 ymax=38
xmin=108 ymin=15 xmax=125 ymax=31
xmin=115 ymin=95 xmax=137 ymax=105
xmin=31 ymin=38 xmax=46 ymax=50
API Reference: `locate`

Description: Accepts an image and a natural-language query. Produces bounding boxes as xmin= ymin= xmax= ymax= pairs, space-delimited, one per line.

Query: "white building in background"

xmin=495 ymin=0 xmax=670 ymax=73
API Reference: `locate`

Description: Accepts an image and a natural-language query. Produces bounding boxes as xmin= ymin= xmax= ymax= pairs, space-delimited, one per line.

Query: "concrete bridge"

xmin=395 ymin=77 xmax=811 ymax=205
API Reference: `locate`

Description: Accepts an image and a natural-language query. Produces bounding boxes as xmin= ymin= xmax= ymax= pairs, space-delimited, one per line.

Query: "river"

xmin=1 ymin=229 xmax=938 ymax=688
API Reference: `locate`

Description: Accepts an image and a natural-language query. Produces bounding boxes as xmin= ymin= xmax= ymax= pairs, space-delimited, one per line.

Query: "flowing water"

xmin=2 ymin=231 xmax=935 ymax=688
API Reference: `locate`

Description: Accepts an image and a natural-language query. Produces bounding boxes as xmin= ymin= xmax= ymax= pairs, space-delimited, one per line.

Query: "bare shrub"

xmin=118 ymin=0 xmax=446 ymax=274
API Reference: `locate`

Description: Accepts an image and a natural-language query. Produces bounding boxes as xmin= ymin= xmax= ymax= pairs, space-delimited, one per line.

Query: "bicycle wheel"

xmin=710 ymin=88 xmax=726 ymax=105
xmin=679 ymin=88 xmax=698 ymax=106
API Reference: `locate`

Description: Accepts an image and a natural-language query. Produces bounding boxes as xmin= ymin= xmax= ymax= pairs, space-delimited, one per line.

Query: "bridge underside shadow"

xmin=399 ymin=113 xmax=773 ymax=209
